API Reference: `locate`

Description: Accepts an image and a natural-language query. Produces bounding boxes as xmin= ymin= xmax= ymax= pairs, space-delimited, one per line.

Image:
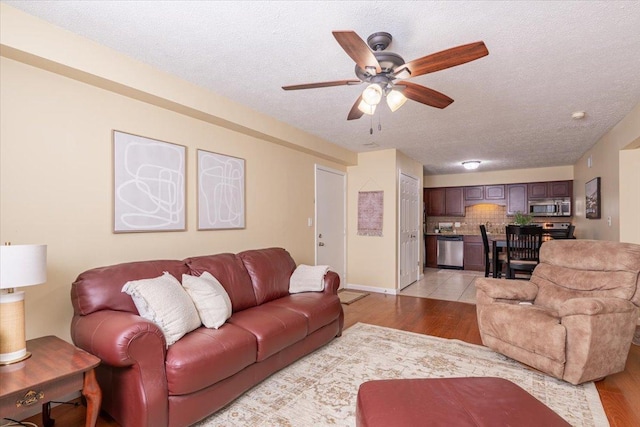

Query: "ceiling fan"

xmin=282 ymin=31 xmax=489 ymax=120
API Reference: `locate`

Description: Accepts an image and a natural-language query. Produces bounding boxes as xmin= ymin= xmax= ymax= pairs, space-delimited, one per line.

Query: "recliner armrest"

xmin=558 ymin=297 xmax=637 ymax=317
xmin=71 ymin=310 xmax=167 ymax=367
xmin=475 ymin=277 xmax=538 ymax=301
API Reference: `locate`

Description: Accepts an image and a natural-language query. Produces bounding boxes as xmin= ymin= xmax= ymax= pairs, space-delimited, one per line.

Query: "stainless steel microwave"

xmin=528 ymin=199 xmax=571 ymax=217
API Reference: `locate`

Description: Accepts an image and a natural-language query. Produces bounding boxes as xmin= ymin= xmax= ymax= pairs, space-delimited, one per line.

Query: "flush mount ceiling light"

xmin=572 ymin=111 xmax=586 ymax=120
xmin=462 ymin=161 xmax=481 ymax=170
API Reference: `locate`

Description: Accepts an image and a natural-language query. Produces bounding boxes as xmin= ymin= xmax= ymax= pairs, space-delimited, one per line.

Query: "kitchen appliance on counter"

xmin=437 ymin=234 xmax=464 ymax=269
xmin=528 ymin=199 xmax=571 ymax=217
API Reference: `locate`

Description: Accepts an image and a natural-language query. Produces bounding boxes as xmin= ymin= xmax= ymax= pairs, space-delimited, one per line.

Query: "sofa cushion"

xmin=239 ymin=248 xmax=296 ymax=305
xmin=122 ymin=272 xmax=202 ymax=346
xmin=182 ymin=272 xmax=232 ymax=329
xmin=227 ymin=303 xmax=307 ymax=361
xmin=186 ymin=253 xmax=257 ymax=312
xmin=72 ymin=259 xmax=189 ymax=316
xmin=480 ymin=303 xmax=566 ymax=364
xmin=165 ymin=323 xmax=257 ymax=396
xmin=269 ymin=293 xmax=342 ymax=334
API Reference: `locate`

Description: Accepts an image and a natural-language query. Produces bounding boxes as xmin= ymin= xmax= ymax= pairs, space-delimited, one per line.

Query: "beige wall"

xmin=573 ymin=103 xmax=640 ymax=241
xmin=0 ymin=5 xmax=357 ymax=343
xmin=424 ymin=165 xmax=573 ymax=187
xmin=620 ymin=147 xmax=640 ymax=244
xmin=347 ymin=150 xmax=398 ymax=291
xmin=346 ymin=150 xmax=423 ymax=293
xmin=0 ymin=56 xmax=347 ymax=342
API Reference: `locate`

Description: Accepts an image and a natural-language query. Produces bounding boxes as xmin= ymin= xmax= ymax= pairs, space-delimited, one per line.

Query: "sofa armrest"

xmin=71 ymin=310 xmax=170 ymax=426
xmin=475 ymin=277 xmax=538 ymax=302
xmin=558 ymin=297 xmax=637 ymax=317
xmin=322 ymin=271 xmax=340 ymax=295
xmin=71 ymin=310 xmax=167 ymax=367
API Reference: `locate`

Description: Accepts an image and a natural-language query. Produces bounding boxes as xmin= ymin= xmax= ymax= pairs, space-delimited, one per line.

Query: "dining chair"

xmin=505 ymin=225 xmax=543 ymax=279
xmin=480 ymin=225 xmax=505 ymax=278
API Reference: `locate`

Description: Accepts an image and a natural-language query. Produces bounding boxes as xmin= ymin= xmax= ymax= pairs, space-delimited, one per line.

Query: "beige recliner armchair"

xmin=475 ymin=239 xmax=640 ymax=385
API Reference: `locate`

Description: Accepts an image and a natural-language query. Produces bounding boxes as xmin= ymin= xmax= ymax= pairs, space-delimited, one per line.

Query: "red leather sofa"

xmin=70 ymin=248 xmax=343 ymax=427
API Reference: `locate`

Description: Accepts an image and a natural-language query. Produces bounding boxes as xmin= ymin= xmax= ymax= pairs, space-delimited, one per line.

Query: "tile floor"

xmin=399 ymin=268 xmax=485 ymax=304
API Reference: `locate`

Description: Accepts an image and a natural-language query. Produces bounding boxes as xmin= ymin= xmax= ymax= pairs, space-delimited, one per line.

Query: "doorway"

xmin=315 ymin=165 xmax=346 ymax=288
xmin=399 ymin=172 xmax=420 ymax=290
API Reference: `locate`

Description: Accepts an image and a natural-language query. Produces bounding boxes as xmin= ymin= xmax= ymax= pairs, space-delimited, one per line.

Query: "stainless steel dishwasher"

xmin=437 ymin=235 xmax=464 ymax=269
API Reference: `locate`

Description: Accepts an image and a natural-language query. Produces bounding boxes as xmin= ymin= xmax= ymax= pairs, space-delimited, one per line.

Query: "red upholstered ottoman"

xmin=356 ymin=377 xmax=570 ymax=427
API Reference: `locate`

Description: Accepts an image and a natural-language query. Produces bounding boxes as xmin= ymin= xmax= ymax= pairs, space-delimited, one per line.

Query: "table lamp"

xmin=0 ymin=243 xmax=47 ymax=365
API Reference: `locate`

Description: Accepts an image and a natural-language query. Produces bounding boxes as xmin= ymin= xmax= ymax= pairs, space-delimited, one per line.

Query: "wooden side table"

xmin=0 ymin=335 xmax=101 ymax=427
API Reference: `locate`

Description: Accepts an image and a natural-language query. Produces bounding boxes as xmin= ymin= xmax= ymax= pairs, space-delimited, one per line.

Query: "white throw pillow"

xmin=122 ymin=272 xmax=201 ymax=346
xmin=182 ymin=272 xmax=232 ymax=329
xmin=289 ymin=264 xmax=330 ymax=293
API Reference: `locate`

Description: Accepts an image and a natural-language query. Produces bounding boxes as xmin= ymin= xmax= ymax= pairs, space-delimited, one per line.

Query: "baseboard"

xmin=345 ymin=283 xmax=398 ymax=295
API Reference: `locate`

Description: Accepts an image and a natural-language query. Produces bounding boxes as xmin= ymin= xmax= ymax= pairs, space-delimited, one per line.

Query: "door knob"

xmin=318 ymin=242 xmax=325 ymax=246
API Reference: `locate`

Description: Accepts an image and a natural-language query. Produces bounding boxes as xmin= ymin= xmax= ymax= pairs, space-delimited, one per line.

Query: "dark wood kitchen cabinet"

xmin=528 ymin=180 xmax=573 ymax=199
xmin=463 ymin=235 xmax=484 ymax=271
xmin=425 ymin=235 xmax=438 ymax=268
xmin=507 ymin=184 xmax=528 ymax=215
xmin=484 ymin=185 xmax=505 ymax=200
xmin=464 ymin=186 xmax=484 ymax=201
xmin=425 ymin=187 xmax=464 ymax=216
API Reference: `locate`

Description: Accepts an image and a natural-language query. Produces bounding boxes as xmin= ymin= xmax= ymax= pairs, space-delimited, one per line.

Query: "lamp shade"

xmin=386 ymin=89 xmax=407 ymax=112
xmin=357 ymin=99 xmax=377 ymax=115
xmin=0 ymin=244 xmax=47 ymax=289
xmin=362 ymin=84 xmax=383 ymax=106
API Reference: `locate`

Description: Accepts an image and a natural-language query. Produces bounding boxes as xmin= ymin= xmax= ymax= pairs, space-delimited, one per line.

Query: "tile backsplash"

xmin=426 ymin=204 xmax=572 ymax=235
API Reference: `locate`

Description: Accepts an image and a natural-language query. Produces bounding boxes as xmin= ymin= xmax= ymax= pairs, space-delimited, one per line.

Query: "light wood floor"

xmin=22 ymin=294 xmax=640 ymax=427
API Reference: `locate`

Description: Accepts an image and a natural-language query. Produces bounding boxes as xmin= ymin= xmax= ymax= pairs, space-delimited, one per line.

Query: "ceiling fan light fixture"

xmin=394 ymin=67 xmax=411 ymax=80
xmin=462 ymin=161 xmax=481 ymax=170
xmin=386 ymin=89 xmax=407 ymax=112
xmin=357 ymin=99 xmax=377 ymax=115
xmin=361 ymin=84 xmax=383 ymax=105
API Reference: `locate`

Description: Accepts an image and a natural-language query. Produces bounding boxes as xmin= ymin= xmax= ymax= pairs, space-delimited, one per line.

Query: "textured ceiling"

xmin=6 ymin=1 xmax=640 ymax=175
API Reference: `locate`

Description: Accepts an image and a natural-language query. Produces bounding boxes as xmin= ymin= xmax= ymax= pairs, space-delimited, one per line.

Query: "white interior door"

xmin=315 ymin=165 xmax=346 ymax=288
xmin=399 ymin=172 xmax=420 ymax=290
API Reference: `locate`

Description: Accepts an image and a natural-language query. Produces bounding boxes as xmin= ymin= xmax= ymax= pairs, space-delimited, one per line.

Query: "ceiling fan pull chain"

xmin=378 ymin=114 xmax=382 ymax=132
xmin=370 ymin=115 xmax=373 ymax=135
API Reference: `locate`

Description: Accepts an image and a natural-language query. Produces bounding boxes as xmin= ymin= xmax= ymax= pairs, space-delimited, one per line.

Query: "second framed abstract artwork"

xmin=197 ymin=149 xmax=245 ymax=230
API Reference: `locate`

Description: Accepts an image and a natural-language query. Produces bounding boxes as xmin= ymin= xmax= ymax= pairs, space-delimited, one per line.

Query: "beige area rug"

xmin=194 ymin=323 xmax=608 ymax=427
xmin=338 ymin=290 xmax=369 ymax=304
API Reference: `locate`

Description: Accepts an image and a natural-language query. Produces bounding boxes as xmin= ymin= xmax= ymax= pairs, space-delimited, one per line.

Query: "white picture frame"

xmin=113 ymin=131 xmax=186 ymax=233
xmin=197 ymin=149 xmax=245 ymax=230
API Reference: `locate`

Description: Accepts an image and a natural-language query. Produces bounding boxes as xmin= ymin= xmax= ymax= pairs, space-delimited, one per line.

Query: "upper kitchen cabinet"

xmin=485 ymin=185 xmax=506 ymax=200
xmin=463 ymin=184 xmax=506 ymax=206
xmin=464 ymin=186 xmax=484 ymax=201
xmin=425 ymin=187 xmax=464 ymax=216
xmin=528 ymin=180 xmax=573 ymax=199
xmin=506 ymin=184 xmax=528 ymax=215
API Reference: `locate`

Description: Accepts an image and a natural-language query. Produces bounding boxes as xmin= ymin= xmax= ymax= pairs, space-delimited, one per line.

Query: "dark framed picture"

xmin=585 ymin=177 xmax=601 ymax=219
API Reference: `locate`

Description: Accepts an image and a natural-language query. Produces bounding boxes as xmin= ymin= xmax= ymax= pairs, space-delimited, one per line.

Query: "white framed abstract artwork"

xmin=197 ymin=149 xmax=245 ymax=230
xmin=113 ymin=131 xmax=186 ymax=233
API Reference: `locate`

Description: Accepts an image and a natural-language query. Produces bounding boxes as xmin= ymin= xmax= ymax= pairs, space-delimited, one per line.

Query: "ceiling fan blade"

xmin=347 ymin=95 xmax=364 ymax=120
xmin=396 ymin=82 xmax=454 ymax=109
xmin=397 ymin=41 xmax=489 ymax=77
xmin=332 ymin=31 xmax=381 ymax=74
xmin=282 ymin=79 xmax=361 ymax=90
